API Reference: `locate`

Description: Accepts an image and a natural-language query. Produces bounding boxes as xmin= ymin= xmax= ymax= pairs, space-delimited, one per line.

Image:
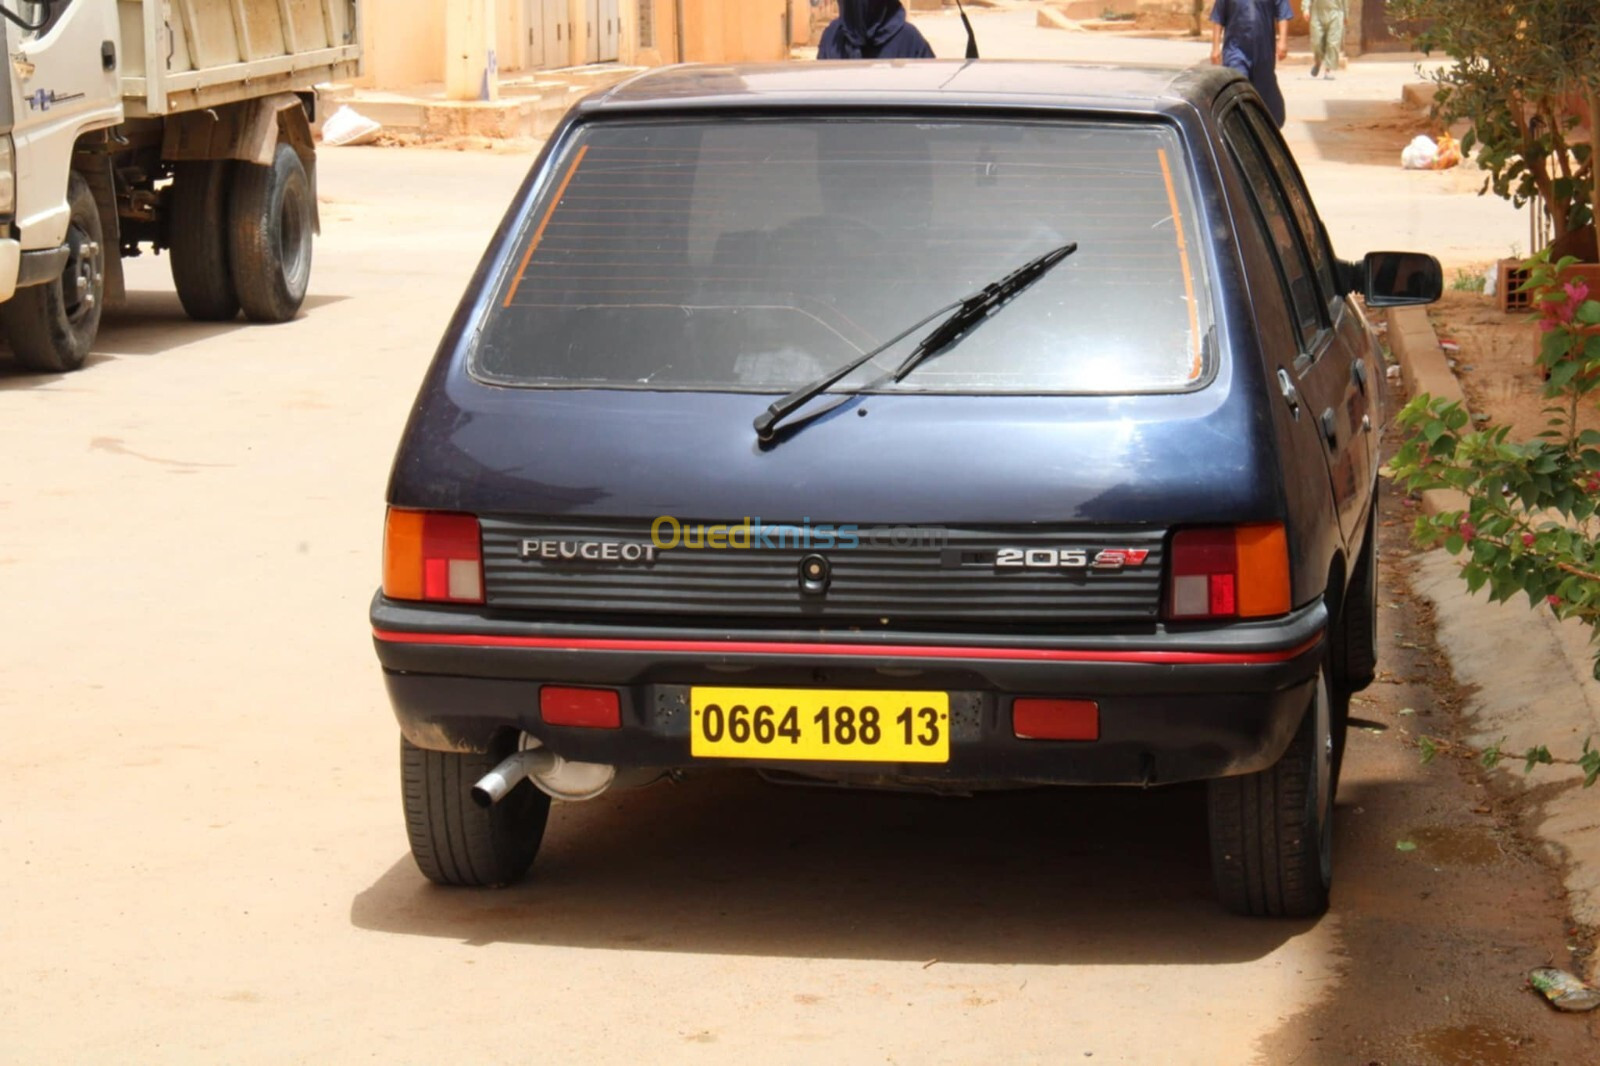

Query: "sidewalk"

xmin=319 ymin=64 xmax=646 ymax=143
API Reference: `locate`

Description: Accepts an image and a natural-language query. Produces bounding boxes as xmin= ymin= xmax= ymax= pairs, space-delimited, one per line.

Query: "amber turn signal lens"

xmin=1169 ymin=523 xmax=1290 ymax=620
xmin=1235 ymin=523 xmax=1291 ymax=618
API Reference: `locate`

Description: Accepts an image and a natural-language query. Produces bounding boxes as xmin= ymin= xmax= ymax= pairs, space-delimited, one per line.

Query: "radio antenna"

xmin=955 ymin=0 xmax=980 ymax=59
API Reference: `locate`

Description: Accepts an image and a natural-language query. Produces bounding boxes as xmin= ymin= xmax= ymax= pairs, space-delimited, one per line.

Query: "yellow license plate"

xmin=690 ymin=688 xmax=951 ymax=764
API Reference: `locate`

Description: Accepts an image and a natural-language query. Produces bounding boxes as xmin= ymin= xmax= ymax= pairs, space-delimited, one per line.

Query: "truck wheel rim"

xmin=62 ymin=224 xmax=99 ymax=328
xmin=279 ymin=178 xmax=311 ymax=290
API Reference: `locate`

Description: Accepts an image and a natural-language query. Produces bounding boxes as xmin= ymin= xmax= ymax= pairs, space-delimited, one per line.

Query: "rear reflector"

xmin=1013 ymin=699 xmax=1100 ymax=741
xmin=383 ymin=509 xmax=484 ymax=604
xmin=1169 ymin=524 xmax=1290 ymax=621
xmin=541 ymin=687 xmax=622 ymax=729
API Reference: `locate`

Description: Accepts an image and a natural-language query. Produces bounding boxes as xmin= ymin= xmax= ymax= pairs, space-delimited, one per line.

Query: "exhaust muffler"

xmin=472 ymin=740 xmax=620 ymax=806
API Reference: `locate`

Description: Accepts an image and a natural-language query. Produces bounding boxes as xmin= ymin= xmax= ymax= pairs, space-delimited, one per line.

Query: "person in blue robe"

xmin=818 ymin=0 xmax=936 ymax=60
xmin=1210 ymin=0 xmax=1294 ymax=127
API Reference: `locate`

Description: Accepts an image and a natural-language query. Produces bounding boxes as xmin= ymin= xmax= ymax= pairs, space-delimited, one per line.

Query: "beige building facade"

xmin=359 ymin=0 xmax=812 ymax=93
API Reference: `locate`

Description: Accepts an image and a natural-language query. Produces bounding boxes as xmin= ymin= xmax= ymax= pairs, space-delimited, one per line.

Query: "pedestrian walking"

xmin=1308 ymin=0 xmax=1345 ymax=79
xmin=817 ymin=0 xmax=937 ymax=60
xmin=1209 ymin=0 xmax=1294 ymax=127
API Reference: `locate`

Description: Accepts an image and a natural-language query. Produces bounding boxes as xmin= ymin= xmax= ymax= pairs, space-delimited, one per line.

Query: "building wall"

xmin=359 ymin=0 xmax=446 ymax=88
xmin=358 ymin=0 xmax=790 ymax=90
xmin=624 ymin=0 xmax=681 ymax=66
xmin=680 ymin=0 xmax=788 ymax=63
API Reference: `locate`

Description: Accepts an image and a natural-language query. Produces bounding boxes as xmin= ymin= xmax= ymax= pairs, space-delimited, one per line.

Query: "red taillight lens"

xmin=383 ymin=509 xmax=484 ymax=604
xmin=1168 ymin=524 xmax=1290 ymax=621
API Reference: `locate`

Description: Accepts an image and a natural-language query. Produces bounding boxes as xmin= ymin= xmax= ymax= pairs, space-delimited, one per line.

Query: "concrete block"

xmin=1386 ymin=305 xmax=1472 ymax=517
xmin=1402 ymin=81 xmax=1439 ymax=111
xmin=355 ymin=100 xmax=428 ymax=133
xmin=1038 ymin=7 xmax=1083 ymax=31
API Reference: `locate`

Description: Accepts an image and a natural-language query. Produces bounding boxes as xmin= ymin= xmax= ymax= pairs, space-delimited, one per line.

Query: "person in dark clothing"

xmin=1209 ymin=0 xmax=1293 ymax=127
xmin=818 ymin=0 xmax=936 ymax=60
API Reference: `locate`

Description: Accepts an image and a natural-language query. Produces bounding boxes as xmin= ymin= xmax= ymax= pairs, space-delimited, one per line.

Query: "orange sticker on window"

xmin=1157 ymin=148 xmax=1203 ymax=381
xmin=503 ymin=145 xmax=590 ymax=308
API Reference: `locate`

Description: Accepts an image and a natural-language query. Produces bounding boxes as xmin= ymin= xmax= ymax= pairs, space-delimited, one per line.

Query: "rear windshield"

xmin=474 ymin=117 xmax=1213 ymax=394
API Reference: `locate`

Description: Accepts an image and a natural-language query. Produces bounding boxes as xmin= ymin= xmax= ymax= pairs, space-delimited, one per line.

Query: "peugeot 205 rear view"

xmin=372 ymin=62 xmax=1441 ymax=916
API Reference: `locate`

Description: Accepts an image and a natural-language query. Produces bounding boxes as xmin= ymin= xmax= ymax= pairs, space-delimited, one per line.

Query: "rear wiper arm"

xmin=753 ymin=242 xmax=1077 ymax=442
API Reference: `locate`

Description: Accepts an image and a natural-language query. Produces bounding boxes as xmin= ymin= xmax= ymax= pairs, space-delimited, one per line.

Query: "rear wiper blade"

xmin=888 ymin=241 xmax=1077 ymax=385
xmin=753 ymin=242 xmax=1077 ymax=442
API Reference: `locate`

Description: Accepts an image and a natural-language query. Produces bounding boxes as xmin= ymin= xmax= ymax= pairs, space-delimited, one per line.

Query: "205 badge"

xmin=995 ymin=548 xmax=1151 ymax=571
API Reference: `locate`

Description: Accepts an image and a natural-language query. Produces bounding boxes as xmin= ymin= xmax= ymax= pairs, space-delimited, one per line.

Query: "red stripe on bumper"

xmin=372 ymin=629 xmax=1323 ymax=666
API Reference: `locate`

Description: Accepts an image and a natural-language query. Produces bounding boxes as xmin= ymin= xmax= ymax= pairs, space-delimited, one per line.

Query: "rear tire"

xmin=401 ymin=735 xmax=551 ymax=888
xmin=4 ymin=173 xmax=104 ymax=373
xmin=169 ymin=160 xmax=241 ymax=322
xmin=1330 ymin=502 xmax=1379 ymax=787
xmin=1207 ymin=665 xmax=1334 ymax=918
xmin=228 ymin=141 xmax=313 ymax=323
xmin=1334 ymin=502 xmax=1379 ymax=692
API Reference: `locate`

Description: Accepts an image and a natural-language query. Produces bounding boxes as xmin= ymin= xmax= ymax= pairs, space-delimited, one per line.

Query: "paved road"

xmin=3 ymin=30 xmax=1594 ymax=1066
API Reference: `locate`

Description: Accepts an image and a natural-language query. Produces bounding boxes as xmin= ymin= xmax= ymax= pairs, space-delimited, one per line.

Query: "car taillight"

xmin=383 ymin=508 xmax=484 ymax=604
xmin=1168 ymin=523 xmax=1290 ymax=621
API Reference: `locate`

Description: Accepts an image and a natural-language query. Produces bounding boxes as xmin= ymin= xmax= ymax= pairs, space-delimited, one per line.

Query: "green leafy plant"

xmin=1390 ymin=0 xmax=1600 ymax=241
xmin=1392 ymin=250 xmax=1600 ymax=786
xmin=1452 ymin=267 xmax=1488 ymax=292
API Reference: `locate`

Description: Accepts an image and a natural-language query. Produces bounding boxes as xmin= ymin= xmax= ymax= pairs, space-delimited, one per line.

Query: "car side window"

xmin=1222 ymin=109 xmax=1322 ymax=349
xmin=21 ymin=0 xmax=70 ymax=38
xmin=1241 ymin=105 xmax=1342 ymax=317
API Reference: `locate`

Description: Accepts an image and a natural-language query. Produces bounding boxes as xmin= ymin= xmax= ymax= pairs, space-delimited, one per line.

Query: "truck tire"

xmin=4 ymin=173 xmax=104 ymax=373
xmin=401 ymin=735 xmax=551 ymax=888
xmin=169 ymin=160 xmax=240 ymax=321
xmin=1207 ymin=664 xmax=1334 ymax=918
xmin=228 ymin=142 xmax=312 ymax=323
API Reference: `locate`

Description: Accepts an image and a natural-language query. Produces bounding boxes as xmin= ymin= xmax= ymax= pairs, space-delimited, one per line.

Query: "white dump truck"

xmin=0 ymin=0 xmax=359 ymax=372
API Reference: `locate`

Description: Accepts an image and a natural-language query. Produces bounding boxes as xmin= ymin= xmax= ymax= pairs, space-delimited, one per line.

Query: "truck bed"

xmin=119 ymin=0 xmax=360 ymax=117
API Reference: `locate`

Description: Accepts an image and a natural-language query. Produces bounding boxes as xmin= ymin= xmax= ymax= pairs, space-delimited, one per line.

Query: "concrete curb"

xmin=1386 ymin=303 xmax=1600 ymax=970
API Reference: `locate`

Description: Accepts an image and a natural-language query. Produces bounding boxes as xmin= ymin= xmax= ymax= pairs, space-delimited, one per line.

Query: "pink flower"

xmin=1549 ymin=595 xmax=1563 ymax=607
xmin=1523 ymin=533 xmax=1536 ymax=547
xmin=1459 ymin=519 xmax=1477 ymax=542
xmin=1541 ymin=279 xmax=1589 ymax=329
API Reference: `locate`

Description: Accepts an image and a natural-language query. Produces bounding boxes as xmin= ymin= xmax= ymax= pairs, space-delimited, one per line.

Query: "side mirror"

xmin=1360 ymin=251 xmax=1443 ymax=307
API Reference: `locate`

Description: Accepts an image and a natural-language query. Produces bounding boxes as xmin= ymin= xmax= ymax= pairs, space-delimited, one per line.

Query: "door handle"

xmin=1352 ymin=358 xmax=1368 ymax=393
xmin=1277 ymin=368 xmax=1301 ymax=420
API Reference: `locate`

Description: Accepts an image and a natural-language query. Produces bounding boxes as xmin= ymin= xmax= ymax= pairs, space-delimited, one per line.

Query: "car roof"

xmin=583 ymin=61 xmax=1243 ymax=116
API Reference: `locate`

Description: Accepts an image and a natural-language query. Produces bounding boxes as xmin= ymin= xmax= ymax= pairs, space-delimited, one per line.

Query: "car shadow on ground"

xmin=0 ymin=290 xmax=349 ymax=390
xmin=351 ymin=771 xmax=1321 ymax=965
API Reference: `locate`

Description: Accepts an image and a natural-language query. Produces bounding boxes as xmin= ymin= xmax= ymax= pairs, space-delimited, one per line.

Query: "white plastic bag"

xmin=1401 ymin=135 xmax=1438 ymax=170
xmin=321 ymin=105 xmax=382 ymax=147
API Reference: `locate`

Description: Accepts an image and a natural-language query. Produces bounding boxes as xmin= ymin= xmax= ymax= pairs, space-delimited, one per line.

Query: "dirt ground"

xmin=1424 ymin=289 xmax=1600 ymax=438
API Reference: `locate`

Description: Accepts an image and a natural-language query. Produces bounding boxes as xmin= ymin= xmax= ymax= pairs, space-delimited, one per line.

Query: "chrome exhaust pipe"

xmin=472 ymin=749 xmax=558 ymax=808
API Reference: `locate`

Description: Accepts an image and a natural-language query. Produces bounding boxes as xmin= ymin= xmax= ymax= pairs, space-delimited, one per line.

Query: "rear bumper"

xmin=371 ymin=596 xmax=1328 ymax=787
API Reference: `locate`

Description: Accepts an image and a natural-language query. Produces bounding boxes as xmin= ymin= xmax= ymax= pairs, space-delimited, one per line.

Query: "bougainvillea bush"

xmin=1390 ymin=253 xmax=1600 ymax=786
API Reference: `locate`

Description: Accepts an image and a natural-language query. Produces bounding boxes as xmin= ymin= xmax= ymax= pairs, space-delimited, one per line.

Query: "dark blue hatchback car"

xmin=372 ymin=61 xmax=1441 ymax=917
